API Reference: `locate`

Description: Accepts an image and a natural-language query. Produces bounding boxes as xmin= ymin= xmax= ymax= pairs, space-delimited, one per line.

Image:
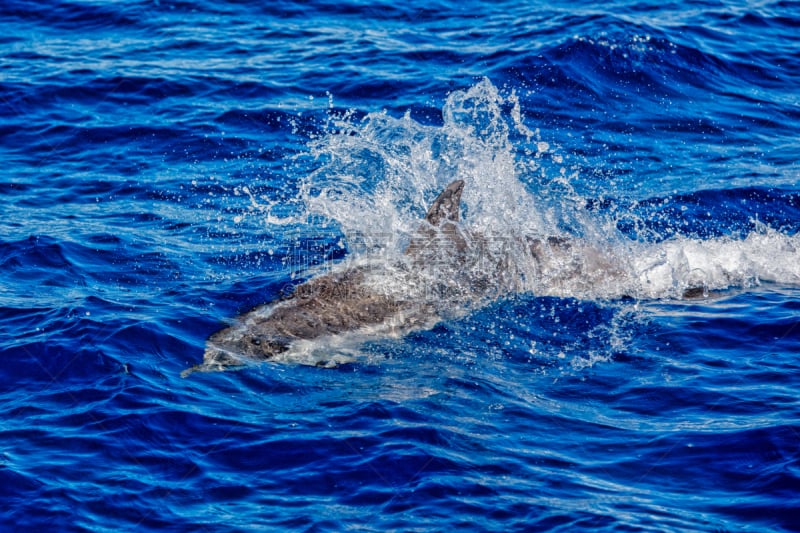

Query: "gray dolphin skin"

xmin=184 ymin=177 xmax=735 ymax=376
xmin=183 ymin=180 xmax=468 ymax=376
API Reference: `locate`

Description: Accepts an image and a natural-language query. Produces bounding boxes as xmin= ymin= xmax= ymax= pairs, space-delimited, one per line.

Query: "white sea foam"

xmin=630 ymin=229 xmax=800 ymax=299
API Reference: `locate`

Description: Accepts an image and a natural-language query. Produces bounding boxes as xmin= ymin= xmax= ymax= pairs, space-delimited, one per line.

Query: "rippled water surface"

xmin=2 ymin=1 xmax=799 ymax=531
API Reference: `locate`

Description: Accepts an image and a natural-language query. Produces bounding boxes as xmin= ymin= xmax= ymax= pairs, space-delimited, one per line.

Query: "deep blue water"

xmin=2 ymin=0 xmax=800 ymax=531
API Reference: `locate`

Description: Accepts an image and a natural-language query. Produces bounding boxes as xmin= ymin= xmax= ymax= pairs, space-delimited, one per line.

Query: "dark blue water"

xmin=2 ymin=1 xmax=799 ymax=531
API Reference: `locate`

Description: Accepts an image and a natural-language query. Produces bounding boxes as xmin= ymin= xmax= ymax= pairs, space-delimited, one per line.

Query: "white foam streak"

xmin=632 ymin=230 xmax=800 ymax=299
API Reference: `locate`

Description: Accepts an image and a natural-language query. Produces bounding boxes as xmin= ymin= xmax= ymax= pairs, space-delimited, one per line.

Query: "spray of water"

xmin=294 ymin=78 xmax=799 ymax=303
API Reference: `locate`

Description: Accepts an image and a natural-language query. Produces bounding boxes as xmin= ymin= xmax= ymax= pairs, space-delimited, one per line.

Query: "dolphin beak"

xmin=181 ymin=347 xmax=246 ymax=377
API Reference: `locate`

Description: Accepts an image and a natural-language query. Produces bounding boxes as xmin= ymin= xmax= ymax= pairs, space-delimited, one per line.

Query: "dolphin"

xmin=183 ymin=180 xmax=469 ymax=376
xmin=184 ymin=178 xmax=767 ymax=376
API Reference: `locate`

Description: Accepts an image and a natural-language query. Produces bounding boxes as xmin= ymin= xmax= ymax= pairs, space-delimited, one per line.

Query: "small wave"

xmin=2 ymin=1 xmax=143 ymax=32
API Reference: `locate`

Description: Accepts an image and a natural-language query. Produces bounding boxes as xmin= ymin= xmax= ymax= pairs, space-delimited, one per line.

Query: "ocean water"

xmin=1 ymin=0 xmax=799 ymax=530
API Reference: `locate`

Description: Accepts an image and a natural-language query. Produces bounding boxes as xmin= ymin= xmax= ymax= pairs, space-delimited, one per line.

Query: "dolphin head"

xmin=182 ymin=322 xmax=290 ymax=376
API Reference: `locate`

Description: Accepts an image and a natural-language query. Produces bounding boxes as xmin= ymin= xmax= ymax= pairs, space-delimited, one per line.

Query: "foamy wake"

xmin=630 ymin=229 xmax=800 ymax=299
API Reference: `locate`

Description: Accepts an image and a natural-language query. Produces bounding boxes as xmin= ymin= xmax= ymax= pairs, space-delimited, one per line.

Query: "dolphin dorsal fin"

xmin=425 ymin=179 xmax=464 ymax=226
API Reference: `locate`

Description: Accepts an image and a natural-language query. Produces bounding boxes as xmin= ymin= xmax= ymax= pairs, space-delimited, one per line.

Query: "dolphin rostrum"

xmin=183 ymin=180 xmax=469 ymax=376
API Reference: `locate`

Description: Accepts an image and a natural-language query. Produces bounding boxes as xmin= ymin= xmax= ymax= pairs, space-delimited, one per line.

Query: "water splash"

xmin=299 ymin=78 xmax=546 ymax=253
xmin=295 ymin=78 xmax=800 ymax=304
